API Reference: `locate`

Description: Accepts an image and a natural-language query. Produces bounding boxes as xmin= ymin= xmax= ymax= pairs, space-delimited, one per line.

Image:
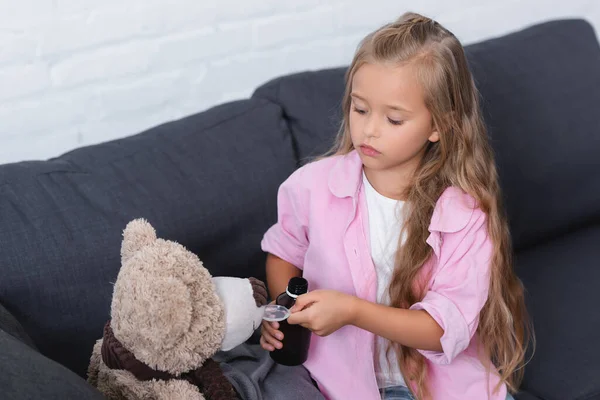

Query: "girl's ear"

xmin=428 ymin=129 xmax=440 ymax=143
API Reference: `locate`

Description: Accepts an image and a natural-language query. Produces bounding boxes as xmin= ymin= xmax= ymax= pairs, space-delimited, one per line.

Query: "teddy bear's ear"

xmin=121 ymin=218 xmax=157 ymax=264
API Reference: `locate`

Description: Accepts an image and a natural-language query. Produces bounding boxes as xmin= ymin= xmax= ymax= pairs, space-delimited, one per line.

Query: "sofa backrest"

xmin=0 ymin=98 xmax=297 ymax=376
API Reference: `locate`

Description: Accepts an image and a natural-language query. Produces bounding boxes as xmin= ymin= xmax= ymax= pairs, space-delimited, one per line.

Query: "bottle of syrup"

xmin=270 ymin=277 xmax=312 ymax=366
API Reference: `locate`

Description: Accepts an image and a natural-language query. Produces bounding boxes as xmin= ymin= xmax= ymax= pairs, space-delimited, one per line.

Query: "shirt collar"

xmin=327 ymin=149 xmax=476 ymax=233
xmin=327 ymin=150 xmax=363 ymax=199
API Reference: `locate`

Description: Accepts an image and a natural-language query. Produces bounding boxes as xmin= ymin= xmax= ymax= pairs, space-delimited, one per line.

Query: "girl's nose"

xmin=364 ymin=115 xmax=381 ymax=138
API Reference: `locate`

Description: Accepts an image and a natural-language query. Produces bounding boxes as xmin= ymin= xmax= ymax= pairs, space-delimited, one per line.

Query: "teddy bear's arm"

xmin=190 ymin=358 xmax=238 ymax=400
xmin=248 ymin=277 xmax=268 ymax=307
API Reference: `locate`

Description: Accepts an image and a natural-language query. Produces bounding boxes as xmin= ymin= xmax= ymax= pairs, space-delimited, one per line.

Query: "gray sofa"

xmin=1 ymin=18 xmax=599 ymax=400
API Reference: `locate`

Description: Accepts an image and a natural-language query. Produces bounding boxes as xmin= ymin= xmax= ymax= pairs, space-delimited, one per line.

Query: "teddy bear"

xmin=87 ymin=218 xmax=268 ymax=400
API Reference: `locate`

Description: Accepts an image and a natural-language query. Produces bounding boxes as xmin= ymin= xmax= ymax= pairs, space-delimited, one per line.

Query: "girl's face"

xmin=349 ymin=62 xmax=439 ymax=174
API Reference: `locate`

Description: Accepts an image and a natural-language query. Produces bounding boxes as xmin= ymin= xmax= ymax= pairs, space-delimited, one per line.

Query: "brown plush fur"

xmin=112 ymin=219 xmax=225 ymax=375
xmin=88 ymin=219 xmax=231 ymax=400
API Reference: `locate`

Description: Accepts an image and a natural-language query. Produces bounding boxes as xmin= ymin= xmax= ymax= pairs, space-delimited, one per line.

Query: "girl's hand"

xmin=260 ymin=319 xmax=284 ymax=351
xmin=287 ymin=290 xmax=357 ymax=336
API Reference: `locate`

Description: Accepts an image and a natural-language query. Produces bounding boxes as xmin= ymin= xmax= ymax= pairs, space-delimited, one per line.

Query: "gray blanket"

xmin=214 ymin=342 xmax=325 ymax=400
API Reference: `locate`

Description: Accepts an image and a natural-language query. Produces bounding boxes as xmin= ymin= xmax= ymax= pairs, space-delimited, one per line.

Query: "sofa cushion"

xmin=0 ymin=302 xmax=36 ymax=349
xmin=252 ymin=19 xmax=600 ymax=252
xmin=515 ymin=225 xmax=600 ymax=400
xmin=0 ymin=98 xmax=296 ymax=377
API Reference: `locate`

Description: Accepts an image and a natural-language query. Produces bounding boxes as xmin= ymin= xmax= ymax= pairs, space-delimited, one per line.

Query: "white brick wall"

xmin=1 ymin=0 xmax=598 ymax=164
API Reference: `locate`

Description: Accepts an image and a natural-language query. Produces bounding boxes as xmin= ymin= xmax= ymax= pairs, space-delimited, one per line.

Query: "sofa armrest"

xmin=0 ymin=301 xmax=36 ymax=350
xmin=0 ymin=329 xmax=102 ymax=399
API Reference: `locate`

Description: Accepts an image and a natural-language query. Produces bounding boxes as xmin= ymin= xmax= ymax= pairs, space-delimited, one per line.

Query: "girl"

xmin=260 ymin=12 xmax=531 ymax=400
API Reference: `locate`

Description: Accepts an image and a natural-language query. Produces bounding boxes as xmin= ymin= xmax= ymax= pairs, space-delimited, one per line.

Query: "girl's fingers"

xmin=263 ymin=321 xmax=284 ymax=340
xmin=260 ymin=335 xmax=274 ymax=351
xmin=261 ymin=321 xmax=283 ymax=350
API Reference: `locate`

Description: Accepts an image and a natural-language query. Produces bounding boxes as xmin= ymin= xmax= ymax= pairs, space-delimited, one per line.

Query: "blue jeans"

xmin=380 ymin=386 xmax=415 ymax=400
xmin=379 ymin=385 xmax=516 ymax=399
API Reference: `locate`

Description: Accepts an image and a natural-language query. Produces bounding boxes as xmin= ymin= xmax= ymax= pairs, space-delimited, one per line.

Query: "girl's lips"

xmin=360 ymin=144 xmax=381 ymax=157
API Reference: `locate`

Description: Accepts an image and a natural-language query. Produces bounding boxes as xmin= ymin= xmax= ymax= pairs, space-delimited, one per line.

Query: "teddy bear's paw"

xmin=248 ymin=277 xmax=268 ymax=307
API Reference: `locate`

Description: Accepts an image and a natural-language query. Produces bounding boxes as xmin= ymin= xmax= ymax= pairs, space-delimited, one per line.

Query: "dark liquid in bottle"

xmin=270 ymin=278 xmax=311 ymax=366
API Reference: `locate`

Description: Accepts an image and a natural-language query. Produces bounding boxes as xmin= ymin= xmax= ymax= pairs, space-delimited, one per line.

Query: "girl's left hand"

xmin=286 ymin=290 xmax=357 ymax=336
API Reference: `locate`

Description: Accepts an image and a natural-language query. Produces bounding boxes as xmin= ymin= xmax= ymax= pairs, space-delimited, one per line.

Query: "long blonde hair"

xmin=327 ymin=12 xmax=531 ymax=399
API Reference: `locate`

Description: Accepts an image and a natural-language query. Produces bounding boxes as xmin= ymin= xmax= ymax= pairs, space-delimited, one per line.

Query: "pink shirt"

xmin=261 ymin=150 xmax=506 ymax=400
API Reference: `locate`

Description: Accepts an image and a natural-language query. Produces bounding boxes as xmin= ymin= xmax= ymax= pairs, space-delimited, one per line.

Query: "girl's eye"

xmin=388 ymin=118 xmax=403 ymax=126
xmin=352 ymin=107 xmax=366 ymax=115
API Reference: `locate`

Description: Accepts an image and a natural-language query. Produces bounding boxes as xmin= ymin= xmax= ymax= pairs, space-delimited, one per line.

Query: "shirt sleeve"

xmin=260 ymin=169 xmax=309 ymax=269
xmin=409 ymin=209 xmax=492 ymax=364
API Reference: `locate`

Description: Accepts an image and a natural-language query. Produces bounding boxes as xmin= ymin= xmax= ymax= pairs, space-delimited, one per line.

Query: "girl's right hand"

xmin=260 ymin=319 xmax=284 ymax=351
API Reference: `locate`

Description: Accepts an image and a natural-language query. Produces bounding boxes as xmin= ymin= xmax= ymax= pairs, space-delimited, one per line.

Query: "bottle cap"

xmin=262 ymin=304 xmax=291 ymax=322
xmin=287 ymin=277 xmax=308 ymax=296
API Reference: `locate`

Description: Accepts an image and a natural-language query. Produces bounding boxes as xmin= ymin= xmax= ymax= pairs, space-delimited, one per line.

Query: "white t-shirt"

xmin=362 ymin=171 xmax=407 ymax=389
